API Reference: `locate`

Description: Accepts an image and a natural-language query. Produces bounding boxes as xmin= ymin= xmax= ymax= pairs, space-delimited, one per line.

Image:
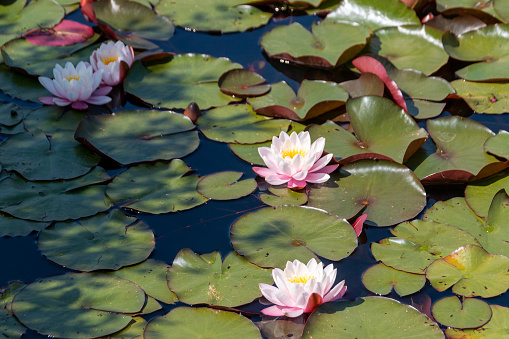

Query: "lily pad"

xmin=302 ymin=296 xmax=444 ymax=339
xmin=24 ymin=20 xmax=94 ymax=46
xmin=11 ymin=273 xmax=145 ymax=338
xmin=340 ymin=72 xmax=385 ymax=98
xmin=371 ymin=220 xmax=480 ymax=274
xmin=308 ymin=160 xmax=426 ymax=226
xmin=168 ymin=250 xmax=272 ymax=307
xmin=0 ymin=102 xmax=28 ymax=130
xmin=106 ymin=160 xmax=208 ymax=214
xmin=0 ymin=34 xmax=17 ymax=63
xmin=432 ymin=296 xmax=492 ymax=329
xmin=218 ymin=69 xmax=270 ymax=97
xmin=0 ymin=129 xmax=100 ymax=180
xmin=197 ymin=171 xmax=257 ymax=200
xmin=445 ymin=305 xmax=509 ymax=338
xmin=0 ymin=213 xmax=49 ymax=237
xmin=260 ymin=21 xmax=372 ymax=68
xmin=230 ymin=205 xmax=357 ymax=268
xmin=0 ymin=0 xmax=65 ymax=36
xmin=0 ymin=64 xmax=48 ymax=102
xmin=124 ymin=54 xmax=242 ymax=110
xmin=260 ymin=187 xmax=308 ymax=207
xmin=75 ymin=110 xmax=199 ymax=165
xmin=485 ymin=130 xmax=509 ymax=159
xmin=426 ymin=244 xmax=509 ymax=297
xmin=0 ymin=281 xmax=25 ymax=309
xmin=38 ymin=210 xmax=154 ymax=271
xmin=451 ymin=80 xmax=509 ymax=114
xmin=229 ymin=140 xmax=270 ymax=166
xmin=144 ymin=307 xmax=261 ymax=339
xmin=465 ymin=169 xmax=509 ymax=216
xmin=197 ymin=104 xmax=291 ymax=144
xmin=307 ymin=96 xmax=428 ymax=164
xmin=361 ymin=263 xmax=426 ymax=296
xmin=109 ymin=317 xmax=147 ymax=338
xmin=0 ymin=308 xmax=26 ymax=338
xmin=495 ymin=0 xmax=509 ymax=21
xmin=22 ymin=106 xmax=87 ymax=134
xmin=247 ymin=80 xmax=348 ymax=121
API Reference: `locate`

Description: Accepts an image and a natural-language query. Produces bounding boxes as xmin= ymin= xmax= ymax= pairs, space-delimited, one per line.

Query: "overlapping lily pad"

xmin=361 ymin=263 xmax=426 ymax=296
xmin=426 ymin=244 xmax=509 ymax=297
xmin=247 ymin=80 xmax=348 ymax=121
xmin=308 ymin=160 xmax=426 ymax=226
xmin=260 ymin=21 xmax=372 ymax=68
xmin=0 ymin=102 xmax=29 ymax=133
xmin=485 ymin=130 xmax=509 ymax=159
xmin=230 ymin=205 xmax=357 ymax=268
xmin=38 ymin=210 xmax=154 ymax=271
xmin=451 ymin=80 xmax=509 ymax=114
xmin=445 ymin=305 xmax=509 ymax=338
xmin=0 ymin=308 xmax=26 ymax=338
xmin=11 ymin=273 xmax=145 ymax=338
xmin=432 ymin=296 xmax=492 ymax=329
xmin=218 ymin=69 xmax=270 ymax=97
xmin=0 ymin=0 xmax=64 ymax=36
xmin=167 ymin=250 xmax=272 ymax=307
xmin=0 ymin=213 xmax=49 ymax=237
xmin=259 ymin=187 xmax=308 ymax=207
xmin=303 ymin=297 xmax=444 ymax=338
xmin=106 ymin=160 xmax=208 ymax=214
xmin=465 ymin=169 xmax=509 ymax=216
xmin=197 ymin=171 xmax=257 ymax=200
xmin=125 ymin=54 xmax=242 ymax=109
xmin=24 ymin=20 xmax=93 ymax=46
xmin=75 ymin=110 xmax=199 ymax=165
xmin=22 ymin=106 xmax=87 ymax=134
xmin=371 ymin=220 xmax=480 ymax=274
xmin=0 ymin=64 xmax=48 ymax=102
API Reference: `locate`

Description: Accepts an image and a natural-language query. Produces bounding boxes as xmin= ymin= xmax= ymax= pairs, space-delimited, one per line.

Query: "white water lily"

xmin=39 ymin=61 xmax=111 ymax=110
xmin=259 ymin=258 xmax=347 ymax=317
xmin=90 ymin=40 xmax=134 ymax=86
xmin=252 ymin=131 xmax=337 ymax=189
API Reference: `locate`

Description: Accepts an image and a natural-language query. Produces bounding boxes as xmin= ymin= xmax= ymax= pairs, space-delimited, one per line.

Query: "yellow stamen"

xmin=102 ymin=55 xmax=119 ymax=65
xmin=65 ymin=75 xmax=79 ymax=82
xmin=281 ymin=148 xmax=306 ymax=159
xmin=288 ymin=275 xmax=314 ymax=284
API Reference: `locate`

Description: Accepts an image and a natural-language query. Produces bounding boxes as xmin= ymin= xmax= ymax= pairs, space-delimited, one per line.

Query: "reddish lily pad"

xmin=445 ymin=305 xmax=509 ymax=338
xmin=432 ymin=296 xmax=492 ymax=329
xmin=451 ymin=80 xmax=509 ymax=114
xmin=362 ymin=263 xmax=426 ymax=296
xmin=197 ymin=171 xmax=256 ymax=200
xmin=218 ymin=69 xmax=270 ymax=97
xmin=24 ymin=20 xmax=94 ymax=46
xmin=425 ymin=14 xmax=487 ymax=35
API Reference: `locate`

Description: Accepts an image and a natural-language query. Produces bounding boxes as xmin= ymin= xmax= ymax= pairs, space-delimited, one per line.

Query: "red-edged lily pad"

xmin=25 ymin=20 xmax=93 ymax=46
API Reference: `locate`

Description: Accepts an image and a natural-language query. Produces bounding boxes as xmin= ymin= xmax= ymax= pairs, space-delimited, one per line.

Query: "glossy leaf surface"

xmin=362 ymin=263 xmax=425 ymax=296
xmin=432 ymin=296 xmax=492 ymax=329
xmin=197 ymin=171 xmax=257 ymax=200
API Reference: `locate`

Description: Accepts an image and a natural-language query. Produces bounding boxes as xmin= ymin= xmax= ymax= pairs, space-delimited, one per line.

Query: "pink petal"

xmin=352 ymin=213 xmax=368 ymax=237
xmin=303 ymin=293 xmax=323 ymax=313
xmin=309 ymin=154 xmax=333 ymax=172
xmin=85 ymin=95 xmax=112 ymax=105
xmin=71 ymin=101 xmax=88 ymax=109
xmin=287 ymin=178 xmax=306 ymax=189
xmin=323 ymin=281 xmax=347 ymax=303
xmin=261 ymin=305 xmax=286 ymax=317
xmin=39 ymin=96 xmax=56 ymax=105
xmin=53 ymin=97 xmax=72 ymax=106
xmin=310 ymin=164 xmax=338 ymax=175
xmin=93 ymin=86 xmax=112 ymax=96
xmin=252 ymin=166 xmax=277 ymax=178
xmin=304 ymin=172 xmax=330 ymax=183
xmin=266 ymin=174 xmax=290 ymax=186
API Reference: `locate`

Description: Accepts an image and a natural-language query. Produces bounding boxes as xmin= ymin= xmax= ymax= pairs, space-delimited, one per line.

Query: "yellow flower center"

xmin=281 ymin=148 xmax=306 ymax=159
xmin=288 ymin=274 xmax=314 ymax=284
xmin=102 ymin=55 xmax=119 ymax=65
xmin=65 ymin=75 xmax=79 ymax=82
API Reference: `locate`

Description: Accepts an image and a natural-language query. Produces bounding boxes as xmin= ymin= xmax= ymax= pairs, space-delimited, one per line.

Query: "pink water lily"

xmin=90 ymin=40 xmax=134 ymax=86
xmin=253 ymin=131 xmax=338 ymax=189
xmin=259 ymin=258 xmax=347 ymax=317
xmin=39 ymin=61 xmax=112 ymax=110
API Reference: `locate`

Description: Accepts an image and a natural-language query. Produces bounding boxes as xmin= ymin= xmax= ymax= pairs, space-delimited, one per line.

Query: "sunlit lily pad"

xmin=303 ymin=296 xmax=444 ymax=338
xmin=168 ymin=250 xmax=272 ymax=307
xmin=256 ymin=316 xmax=306 ymax=339
xmin=0 ymin=34 xmax=17 ymax=63
xmin=261 ymin=21 xmax=372 ymax=68
xmin=0 ymin=129 xmax=100 ymax=180
xmin=230 ymin=205 xmax=357 ymax=268
xmin=432 ymin=296 xmax=492 ymax=329
xmin=0 ymin=0 xmax=64 ymax=36
xmin=22 ymin=106 xmax=86 ymax=134
xmin=197 ymin=171 xmax=256 ymax=200
xmin=0 ymin=213 xmax=49 ymax=237
xmin=124 ymin=54 xmax=242 ymax=109
xmin=371 ymin=220 xmax=480 ymax=274
xmin=229 ymin=141 xmax=269 ymax=166
xmin=109 ymin=317 xmax=147 ymax=338
xmin=485 ymin=130 xmax=509 ymax=159
xmin=308 ymin=160 xmax=426 ymax=226
xmin=465 ymin=169 xmax=509 ymax=216
xmin=106 ymin=160 xmax=208 ymax=214
xmin=451 ymin=80 xmax=509 ymax=114
xmin=75 ymin=110 xmax=199 ymax=165
xmin=445 ymin=305 xmax=509 ymax=338
xmin=11 ymin=273 xmax=145 ymax=338
xmin=24 ymin=20 xmax=93 ymax=46
xmin=0 ymin=167 xmax=111 ymax=221
xmin=218 ymin=69 xmax=270 ymax=97
xmin=0 ymin=281 xmax=25 ymax=308
xmin=361 ymin=263 xmax=425 ymax=296
xmin=197 ymin=104 xmax=291 ymax=144
xmin=426 ymin=244 xmax=509 ymax=297
xmin=260 ymin=187 xmax=308 ymax=207
xmin=38 ymin=210 xmax=154 ymax=271
xmin=247 ymin=80 xmax=348 ymax=121
xmin=144 ymin=307 xmax=261 ymax=339
xmin=0 ymin=64 xmax=47 ymax=102
xmin=307 ymin=96 xmax=427 ymax=164
xmin=0 ymin=308 xmax=26 ymax=338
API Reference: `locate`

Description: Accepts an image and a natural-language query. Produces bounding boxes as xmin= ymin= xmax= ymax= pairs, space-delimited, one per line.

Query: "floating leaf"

xmin=260 ymin=187 xmax=308 ymax=207
xmin=0 ymin=309 xmax=26 ymax=338
xmin=465 ymin=169 xmax=509 ymax=216
xmin=22 ymin=106 xmax=87 ymax=134
xmin=108 ymin=317 xmax=147 ymax=338
xmin=0 ymin=281 xmax=25 ymax=308
xmin=0 ymin=0 xmax=65 ymax=36
xmin=38 ymin=210 xmax=154 ymax=271
xmin=229 ymin=141 xmax=270 ymax=165
xmin=231 ymin=206 xmax=357 ymax=268
xmin=426 ymin=244 xmax=509 ymax=297
xmin=218 ymin=69 xmax=270 ymax=97
xmin=485 ymin=130 xmax=509 ymax=159
xmin=308 ymin=160 xmax=426 ymax=226
xmin=0 ymin=102 xmax=28 ymax=129
xmin=425 ymin=14 xmax=487 ymax=35
xmin=168 ymin=250 xmax=272 ymax=307
xmin=106 ymin=160 xmax=208 ymax=214
xmin=432 ymin=296 xmax=492 ymax=329
xmin=0 ymin=64 xmax=48 ymax=102
xmin=340 ymin=72 xmax=385 ymax=98
xmin=197 ymin=171 xmax=256 ymax=200
xmin=0 ymin=213 xmax=49 ymax=237
xmin=361 ymin=263 xmax=426 ymax=296
xmin=24 ymin=20 xmax=94 ymax=46
xmin=0 ymin=34 xmax=17 ymax=63
xmin=75 ymin=110 xmax=199 ymax=165
xmin=451 ymin=80 xmax=509 ymax=114
xmin=445 ymin=305 xmax=509 ymax=338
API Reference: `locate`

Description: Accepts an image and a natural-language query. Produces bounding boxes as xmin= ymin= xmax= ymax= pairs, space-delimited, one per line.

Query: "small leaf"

xmin=218 ymin=69 xmax=270 ymax=97
xmin=432 ymin=296 xmax=492 ymax=329
xmin=197 ymin=171 xmax=257 ymax=200
xmin=260 ymin=187 xmax=308 ymax=207
xmin=362 ymin=263 xmax=425 ymax=296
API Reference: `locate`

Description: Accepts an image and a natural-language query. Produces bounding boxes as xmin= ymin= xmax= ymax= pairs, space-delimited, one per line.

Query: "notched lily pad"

xmin=432 ymin=296 xmax=492 ymax=329
xmin=445 ymin=305 xmax=509 ymax=338
xmin=485 ymin=130 xmax=509 ymax=159
xmin=218 ymin=69 xmax=270 ymax=97
xmin=22 ymin=106 xmax=87 ymax=134
xmin=260 ymin=187 xmax=308 ymax=207
xmin=362 ymin=263 xmax=425 ymax=296
xmin=452 ymin=80 xmax=509 ymax=114
xmin=197 ymin=171 xmax=256 ymax=200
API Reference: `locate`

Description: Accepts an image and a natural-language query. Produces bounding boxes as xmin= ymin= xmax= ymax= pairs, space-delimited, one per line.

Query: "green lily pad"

xmin=445 ymin=305 xmax=509 ymax=338
xmin=0 ymin=64 xmax=48 ymax=102
xmin=302 ymin=296 xmax=444 ymax=339
xmin=366 ymin=25 xmax=449 ymax=76
xmin=362 ymin=263 xmax=426 ymax=296
xmin=371 ymin=220 xmax=480 ymax=274
xmin=133 ymin=296 xmax=161 ymax=316
xmin=406 ymin=100 xmax=446 ymax=120
xmin=425 ymin=13 xmax=488 ymax=35
xmin=432 ymin=296 xmax=492 ymax=329
xmin=230 ymin=205 xmax=357 ymax=268
xmin=413 ymin=116 xmax=503 ymax=182
xmin=108 ymin=317 xmax=147 ymax=338
xmin=426 ymin=244 xmax=509 ymax=297
xmin=0 ymin=281 xmax=25 ymax=309
xmin=75 ymin=110 xmax=199 ymax=165
xmin=307 ymin=96 xmax=427 ymax=164
xmin=325 ymin=0 xmax=420 ymax=30
xmin=124 ymin=54 xmax=242 ymax=110
xmin=0 ymin=167 xmax=111 ymax=221
xmin=218 ymin=69 xmax=270 ymax=97
xmin=197 ymin=171 xmax=257 ymax=200
xmin=38 ymin=210 xmax=154 ymax=271
xmin=0 ymin=34 xmax=17 ymax=63
xmin=22 ymin=106 xmax=87 ymax=134
xmin=247 ymin=80 xmax=348 ymax=121
xmin=340 ymin=72 xmax=385 ymax=98
xmin=168 ymin=250 xmax=272 ymax=307
xmin=485 ymin=130 xmax=509 ymax=159
xmin=197 ymin=104 xmax=291 ymax=144
xmin=229 ymin=140 xmax=270 ymax=165
xmin=308 ymin=160 xmax=426 ymax=227
xmin=0 ymin=213 xmax=49 ymax=237
xmin=465 ymin=169 xmax=509 ymax=216
xmin=260 ymin=21 xmax=372 ymax=68
xmin=495 ymin=0 xmax=509 ymax=21
xmin=0 ymin=129 xmax=100 ymax=180
xmin=11 ymin=273 xmax=145 ymax=338
xmin=106 ymin=160 xmax=208 ymax=214
xmin=144 ymin=307 xmax=261 ymax=339
xmin=452 ymin=80 xmax=509 ymax=114
xmin=0 ymin=102 xmax=28 ymax=129
xmin=260 ymin=187 xmax=308 ymax=207
xmin=0 ymin=308 xmax=25 ymax=338
xmin=0 ymin=0 xmax=64 ymax=36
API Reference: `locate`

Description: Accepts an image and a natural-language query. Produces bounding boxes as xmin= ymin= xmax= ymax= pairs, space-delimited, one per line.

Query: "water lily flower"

xmin=259 ymin=258 xmax=347 ymax=317
xmin=252 ymin=131 xmax=338 ymax=189
xmin=39 ymin=61 xmax=112 ymax=110
xmin=90 ymin=40 xmax=134 ymax=86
